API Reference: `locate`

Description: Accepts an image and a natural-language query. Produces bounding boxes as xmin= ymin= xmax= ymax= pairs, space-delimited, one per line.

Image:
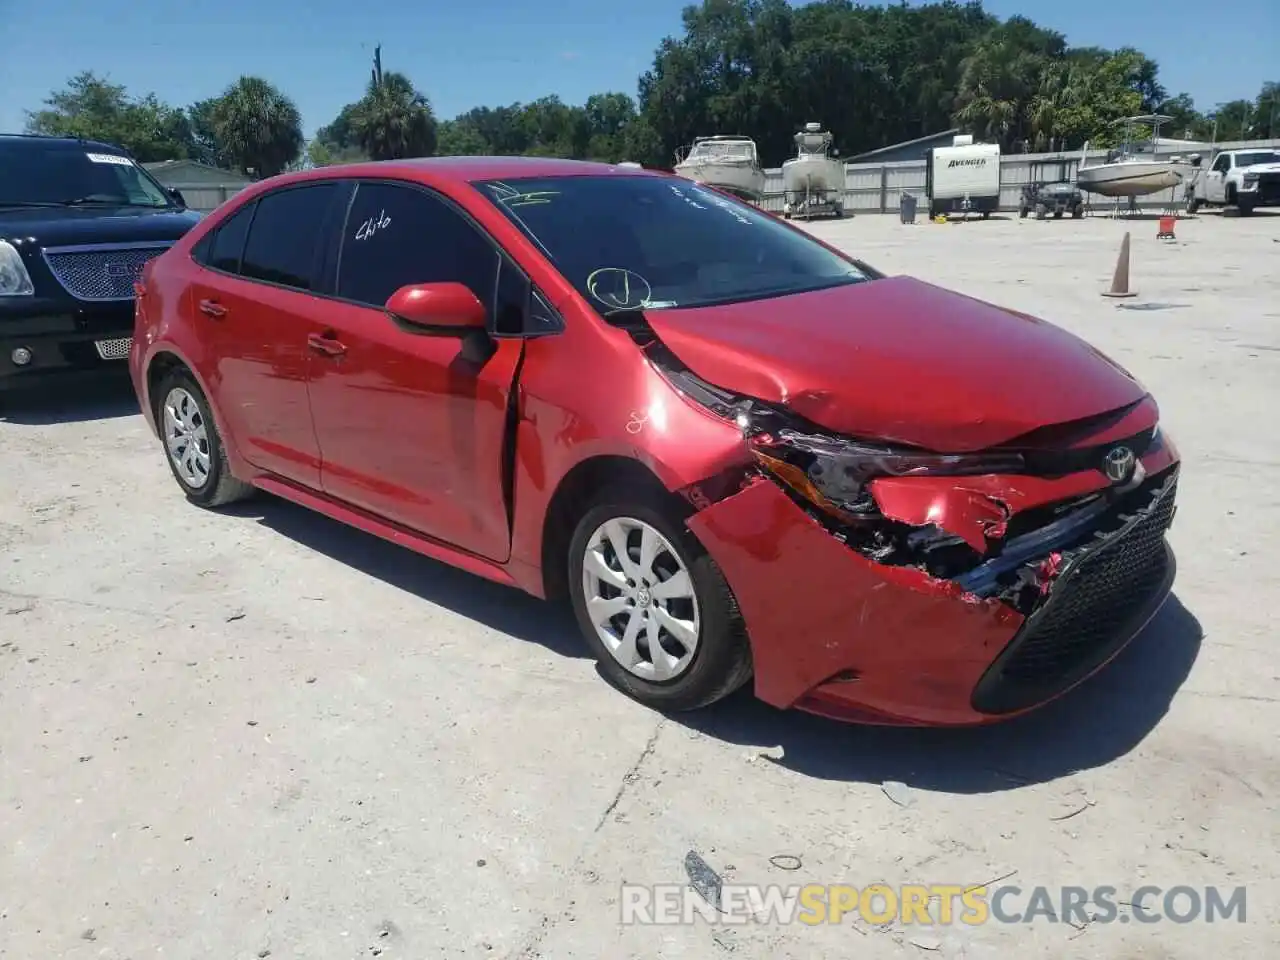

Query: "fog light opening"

xmin=11 ymin=347 xmax=33 ymax=366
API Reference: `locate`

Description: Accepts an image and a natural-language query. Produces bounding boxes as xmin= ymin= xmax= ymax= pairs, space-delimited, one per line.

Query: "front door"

xmin=188 ymin=183 xmax=341 ymax=487
xmin=1203 ymin=153 xmax=1231 ymax=203
xmin=305 ymin=179 xmax=523 ymax=562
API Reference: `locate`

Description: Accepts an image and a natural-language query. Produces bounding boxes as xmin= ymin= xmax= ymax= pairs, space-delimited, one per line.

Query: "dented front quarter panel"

xmin=505 ymin=314 xmax=752 ymax=594
xmin=687 ymin=479 xmax=1026 ymax=726
xmin=685 ymin=426 xmax=1182 ymax=726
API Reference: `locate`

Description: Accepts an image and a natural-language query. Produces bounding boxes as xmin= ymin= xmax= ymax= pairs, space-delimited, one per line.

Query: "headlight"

xmin=753 ymin=428 xmax=1024 ymax=516
xmin=1242 ymin=173 xmax=1259 ymax=186
xmin=0 ymin=240 xmax=35 ymax=297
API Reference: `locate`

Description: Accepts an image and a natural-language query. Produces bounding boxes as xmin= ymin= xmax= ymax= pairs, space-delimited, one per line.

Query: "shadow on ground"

xmin=676 ymin=593 xmax=1202 ymax=794
xmin=0 ymin=375 xmax=139 ymax=424
xmin=227 ymin=491 xmax=1201 ymax=794
xmin=232 ymin=495 xmax=588 ymax=662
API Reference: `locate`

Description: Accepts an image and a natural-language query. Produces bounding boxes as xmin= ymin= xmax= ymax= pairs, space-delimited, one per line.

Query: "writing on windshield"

xmin=478 ymin=174 xmax=866 ymax=313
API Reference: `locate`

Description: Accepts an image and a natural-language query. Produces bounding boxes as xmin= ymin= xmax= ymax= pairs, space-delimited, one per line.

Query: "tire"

xmin=567 ymin=483 xmax=752 ymax=712
xmin=1072 ymin=204 xmax=1084 ymax=219
xmin=1035 ymin=203 xmax=1048 ymax=220
xmin=153 ymin=368 xmax=254 ymax=508
xmin=1019 ymin=206 xmax=1028 ymax=219
xmin=1053 ymin=209 xmax=1063 ymax=219
xmin=1185 ymin=193 xmax=1199 ymax=215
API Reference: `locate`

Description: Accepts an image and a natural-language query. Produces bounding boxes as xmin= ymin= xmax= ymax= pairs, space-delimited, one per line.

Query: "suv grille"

xmin=971 ymin=473 xmax=1178 ymax=714
xmin=41 ymin=243 xmax=171 ymax=302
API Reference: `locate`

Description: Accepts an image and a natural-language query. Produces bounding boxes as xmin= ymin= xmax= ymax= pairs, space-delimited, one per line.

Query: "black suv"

xmin=0 ymin=135 xmax=203 ymax=391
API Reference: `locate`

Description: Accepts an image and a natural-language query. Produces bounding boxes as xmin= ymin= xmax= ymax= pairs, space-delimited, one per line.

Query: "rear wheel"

xmin=567 ymin=485 xmax=752 ymax=712
xmin=154 ymin=369 xmax=254 ymax=508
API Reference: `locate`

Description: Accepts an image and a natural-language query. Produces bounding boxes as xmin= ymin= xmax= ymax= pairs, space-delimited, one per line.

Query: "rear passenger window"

xmin=337 ymin=181 xmax=498 ymax=310
xmin=205 ymin=203 xmax=255 ymax=274
xmin=240 ymin=184 xmax=337 ymax=290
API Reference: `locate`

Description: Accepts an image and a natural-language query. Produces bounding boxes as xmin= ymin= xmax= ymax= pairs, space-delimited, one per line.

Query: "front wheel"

xmin=567 ymin=486 xmax=752 ymax=712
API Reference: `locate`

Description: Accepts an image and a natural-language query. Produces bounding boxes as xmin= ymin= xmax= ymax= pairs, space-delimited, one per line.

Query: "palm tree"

xmin=211 ymin=77 xmax=304 ymax=177
xmin=352 ymin=70 xmax=437 ymax=161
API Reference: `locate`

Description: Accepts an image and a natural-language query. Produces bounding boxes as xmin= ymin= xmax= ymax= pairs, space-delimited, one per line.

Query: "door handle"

xmin=307 ymin=332 xmax=347 ymax=357
xmin=197 ymin=298 xmax=227 ymax=318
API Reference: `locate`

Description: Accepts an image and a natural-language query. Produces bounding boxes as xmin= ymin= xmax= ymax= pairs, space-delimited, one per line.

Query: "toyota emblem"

xmin=1102 ymin=445 xmax=1136 ymax=484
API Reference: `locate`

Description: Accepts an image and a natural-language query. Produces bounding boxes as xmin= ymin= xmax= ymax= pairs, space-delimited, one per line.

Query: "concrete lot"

xmin=1 ymin=210 xmax=1277 ymax=959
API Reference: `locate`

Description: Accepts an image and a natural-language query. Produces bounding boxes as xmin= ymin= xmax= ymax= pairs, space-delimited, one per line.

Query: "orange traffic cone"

xmin=1102 ymin=232 xmax=1137 ymax=298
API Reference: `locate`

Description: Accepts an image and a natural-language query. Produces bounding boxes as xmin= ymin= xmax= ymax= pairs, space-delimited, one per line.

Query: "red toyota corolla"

xmin=128 ymin=157 xmax=1180 ymax=726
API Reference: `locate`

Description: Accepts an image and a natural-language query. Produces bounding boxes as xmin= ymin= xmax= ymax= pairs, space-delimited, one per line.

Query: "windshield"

xmin=476 ymin=175 xmax=869 ymax=313
xmin=1235 ymin=151 xmax=1280 ymax=168
xmin=0 ymin=143 xmax=173 ymax=208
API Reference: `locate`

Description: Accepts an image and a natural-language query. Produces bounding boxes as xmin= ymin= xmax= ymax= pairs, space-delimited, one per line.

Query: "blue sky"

xmin=1 ymin=0 xmax=1274 ymax=142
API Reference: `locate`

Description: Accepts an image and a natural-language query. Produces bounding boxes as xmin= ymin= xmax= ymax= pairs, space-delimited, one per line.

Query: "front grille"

xmin=971 ymin=473 xmax=1177 ymax=714
xmin=94 ymin=337 xmax=132 ymax=360
xmin=41 ymin=243 xmax=171 ymax=302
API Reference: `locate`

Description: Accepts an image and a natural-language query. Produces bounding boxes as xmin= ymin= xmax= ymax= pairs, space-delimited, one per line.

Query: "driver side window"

xmin=1212 ymin=154 xmax=1231 ymax=173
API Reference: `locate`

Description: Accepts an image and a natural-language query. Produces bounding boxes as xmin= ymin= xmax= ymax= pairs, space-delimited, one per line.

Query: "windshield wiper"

xmin=60 ymin=197 xmax=130 ymax=206
xmin=0 ymin=200 xmax=64 ymax=208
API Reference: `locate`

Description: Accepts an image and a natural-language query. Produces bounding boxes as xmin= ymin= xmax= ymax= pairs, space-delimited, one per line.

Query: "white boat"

xmin=672 ymin=136 xmax=766 ymax=200
xmin=1076 ymin=115 xmax=1186 ymax=198
xmin=782 ymin=122 xmax=846 ymax=218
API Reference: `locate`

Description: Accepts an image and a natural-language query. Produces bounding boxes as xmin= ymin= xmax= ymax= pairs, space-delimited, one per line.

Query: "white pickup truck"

xmin=1184 ymin=147 xmax=1280 ymax=215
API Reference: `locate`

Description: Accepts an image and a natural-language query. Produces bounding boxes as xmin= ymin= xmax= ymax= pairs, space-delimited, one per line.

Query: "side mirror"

xmin=385 ymin=282 xmax=487 ymax=334
xmin=167 ymin=188 xmax=186 ymax=207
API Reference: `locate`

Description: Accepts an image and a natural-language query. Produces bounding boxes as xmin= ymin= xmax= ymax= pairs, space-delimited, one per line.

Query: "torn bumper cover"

xmin=686 ymin=438 xmax=1180 ymax=726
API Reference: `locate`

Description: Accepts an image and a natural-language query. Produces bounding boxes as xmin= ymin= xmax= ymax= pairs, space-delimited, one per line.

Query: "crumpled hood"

xmin=645 ymin=276 xmax=1148 ymax=451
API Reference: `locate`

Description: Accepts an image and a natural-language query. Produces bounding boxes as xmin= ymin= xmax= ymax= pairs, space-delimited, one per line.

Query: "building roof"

xmin=142 ymin=159 xmax=253 ymax=181
xmin=847 ymin=128 xmax=963 ymax=162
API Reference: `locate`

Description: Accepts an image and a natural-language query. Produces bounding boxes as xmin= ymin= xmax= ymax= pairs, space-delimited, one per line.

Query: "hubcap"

xmin=581 ymin=517 xmax=701 ymax=682
xmin=161 ymin=387 xmax=211 ymax=489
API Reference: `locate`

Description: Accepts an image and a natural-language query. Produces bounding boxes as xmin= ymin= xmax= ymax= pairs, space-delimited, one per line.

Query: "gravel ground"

xmin=1 ymin=209 xmax=1277 ymax=959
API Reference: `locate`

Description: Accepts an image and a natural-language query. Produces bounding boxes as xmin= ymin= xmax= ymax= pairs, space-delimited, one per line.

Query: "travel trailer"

xmin=925 ymin=135 xmax=1001 ymax=218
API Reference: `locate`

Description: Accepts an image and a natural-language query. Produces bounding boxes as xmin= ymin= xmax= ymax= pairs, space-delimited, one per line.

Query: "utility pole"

xmin=371 ymin=43 xmax=383 ymax=90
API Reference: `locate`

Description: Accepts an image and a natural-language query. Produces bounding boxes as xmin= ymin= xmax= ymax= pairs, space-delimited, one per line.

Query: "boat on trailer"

xmin=1076 ymin=115 xmax=1188 ymax=198
xmin=782 ymin=122 xmax=846 ymax=219
xmin=672 ymin=136 xmax=766 ymax=201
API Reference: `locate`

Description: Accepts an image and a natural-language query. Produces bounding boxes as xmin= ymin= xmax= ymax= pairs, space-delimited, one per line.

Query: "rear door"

xmin=187 ymin=182 xmax=344 ymax=487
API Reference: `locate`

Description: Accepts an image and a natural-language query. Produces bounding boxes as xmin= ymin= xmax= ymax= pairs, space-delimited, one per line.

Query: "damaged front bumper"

xmin=686 ymin=443 xmax=1180 ymax=727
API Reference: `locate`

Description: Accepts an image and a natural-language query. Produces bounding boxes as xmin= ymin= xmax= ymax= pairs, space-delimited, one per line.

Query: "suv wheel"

xmin=155 ymin=369 xmax=254 ymax=508
xmin=567 ymin=485 xmax=752 ymax=712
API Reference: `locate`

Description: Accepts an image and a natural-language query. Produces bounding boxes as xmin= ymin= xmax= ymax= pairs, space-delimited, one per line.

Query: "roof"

xmin=142 ymin=159 xmax=253 ymax=182
xmin=847 ymin=128 xmax=962 ymax=162
xmin=0 ymin=133 xmax=128 ymax=153
xmin=255 ymin=155 xmax=664 ymax=192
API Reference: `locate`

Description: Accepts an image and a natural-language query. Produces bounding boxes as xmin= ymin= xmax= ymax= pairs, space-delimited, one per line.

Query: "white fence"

xmin=169 ymin=137 xmax=1280 ymax=216
xmin=754 ymin=138 xmax=1280 ymax=214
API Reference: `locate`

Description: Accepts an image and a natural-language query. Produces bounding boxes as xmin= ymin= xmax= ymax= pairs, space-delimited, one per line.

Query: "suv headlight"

xmin=0 ymin=240 xmax=35 ymax=297
xmin=1242 ymin=173 xmax=1259 ymax=186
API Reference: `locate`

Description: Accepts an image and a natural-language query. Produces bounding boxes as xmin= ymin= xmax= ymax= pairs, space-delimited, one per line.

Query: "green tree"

xmin=351 ymin=71 xmax=437 ymax=161
xmin=25 ymin=71 xmax=194 ymax=162
xmin=207 ymin=77 xmax=304 ymax=177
